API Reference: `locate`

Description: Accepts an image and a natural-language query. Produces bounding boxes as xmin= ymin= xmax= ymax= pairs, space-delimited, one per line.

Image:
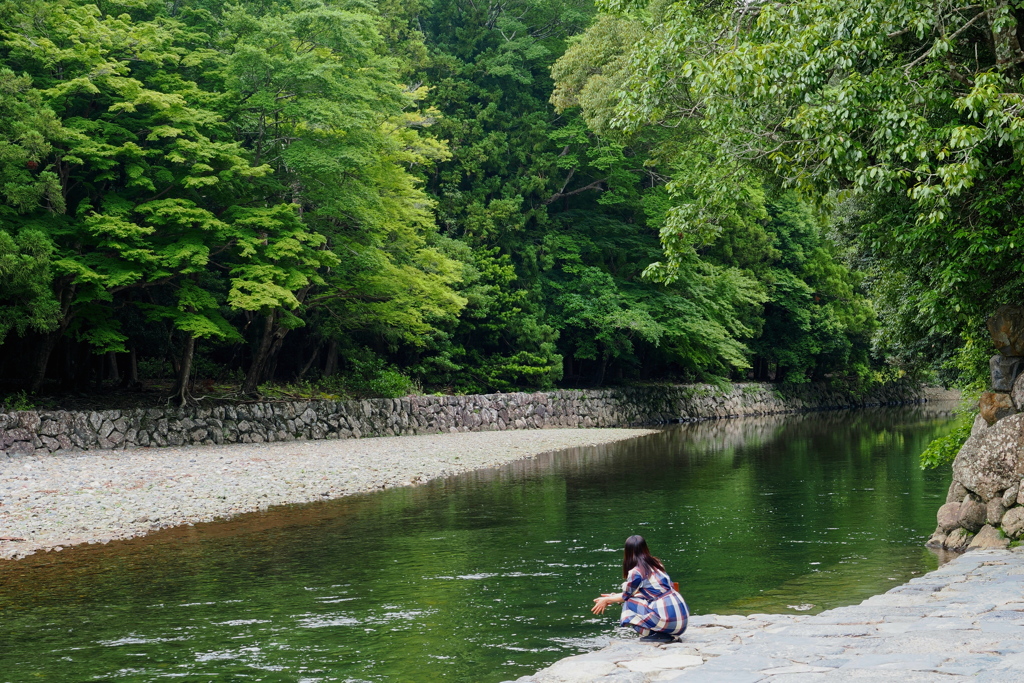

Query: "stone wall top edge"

xmin=0 ymin=379 xmax=923 ymax=424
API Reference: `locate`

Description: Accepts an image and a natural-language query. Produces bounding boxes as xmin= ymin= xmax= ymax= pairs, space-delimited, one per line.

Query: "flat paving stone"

xmin=661 ymin=672 xmax=764 ymax=683
xmin=836 ymin=654 xmax=949 ymax=670
xmin=621 ymin=655 xmax=702 ymax=672
xmin=759 ymin=664 xmax=835 ymax=674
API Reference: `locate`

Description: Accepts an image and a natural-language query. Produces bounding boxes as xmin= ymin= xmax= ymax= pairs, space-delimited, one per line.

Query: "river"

xmin=0 ymin=403 xmax=956 ymax=682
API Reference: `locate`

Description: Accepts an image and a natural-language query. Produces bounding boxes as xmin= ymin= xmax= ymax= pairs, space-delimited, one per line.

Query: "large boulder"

xmin=971 ymin=413 xmax=990 ymax=437
xmin=988 ymin=305 xmax=1024 ymax=356
xmin=944 ymin=528 xmax=974 ymax=550
xmin=1004 ymin=484 xmax=1020 ymax=507
xmin=992 ymin=355 xmax=1024 ymax=392
xmin=953 ymin=414 xmax=1024 ymax=501
xmin=987 ymin=497 xmax=1007 ymax=525
xmin=980 ymin=392 xmax=1016 ymax=426
xmin=968 ymin=524 xmax=1009 ymax=550
xmin=1002 ymin=506 xmax=1024 ymax=539
xmin=947 ymin=479 xmax=968 ymax=504
xmin=958 ymin=495 xmax=987 ymax=532
xmin=1013 ymin=373 xmax=1024 ymax=411
xmin=926 ymin=528 xmax=947 ymax=548
xmin=937 ymin=502 xmax=962 ymax=532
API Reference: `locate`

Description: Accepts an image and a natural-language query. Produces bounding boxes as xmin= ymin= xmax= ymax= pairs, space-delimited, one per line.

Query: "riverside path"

xmin=510 ymin=548 xmax=1024 ymax=683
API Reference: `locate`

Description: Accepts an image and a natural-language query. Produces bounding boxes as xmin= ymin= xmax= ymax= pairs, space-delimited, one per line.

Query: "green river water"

xmin=0 ymin=404 xmax=956 ymax=683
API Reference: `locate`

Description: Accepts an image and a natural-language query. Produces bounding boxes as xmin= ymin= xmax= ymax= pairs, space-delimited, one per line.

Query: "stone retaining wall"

xmin=0 ymin=381 xmax=928 ymax=458
xmin=930 ymin=388 xmax=1024 ymax=551
xmin=927 ymin=305 xmax=1024 ymax=552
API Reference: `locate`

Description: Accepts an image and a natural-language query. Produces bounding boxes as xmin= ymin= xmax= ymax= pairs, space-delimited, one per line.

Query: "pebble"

xmin=510 ymin=548 xmax=1024 ymax=682
xmin=0 ymin=428 xmax=655 ymax=560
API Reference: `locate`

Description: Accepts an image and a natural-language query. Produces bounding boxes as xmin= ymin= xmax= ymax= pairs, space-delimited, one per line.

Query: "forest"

xmin=0 ymin=0 xmax=1015 ymax=404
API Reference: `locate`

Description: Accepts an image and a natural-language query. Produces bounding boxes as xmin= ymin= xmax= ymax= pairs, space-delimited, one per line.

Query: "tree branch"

xmin=905 ymin=9 xmax=986 ymax=72
xmin=543 ymin=179 xmax=607 ymax=205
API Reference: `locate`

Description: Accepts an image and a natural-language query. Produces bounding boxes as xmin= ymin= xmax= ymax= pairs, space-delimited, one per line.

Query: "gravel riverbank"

xmin=512 ymin=548 xmax=1024 ymax=683
xmin=0 ymin=427 xmax=655 ymax=561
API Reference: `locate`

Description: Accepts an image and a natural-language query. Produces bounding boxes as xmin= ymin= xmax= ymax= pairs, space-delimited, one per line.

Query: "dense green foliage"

xmin=559 ymin=0 xmax=1024 ymax=387
xmin=0 ymin=0 xmax=901 ymax=400
xmin=0 ymin=0 xmax=464 ymax=399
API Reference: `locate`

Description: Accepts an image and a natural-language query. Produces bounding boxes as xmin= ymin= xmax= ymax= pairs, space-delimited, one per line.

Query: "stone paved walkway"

xmin=511 ymin=548 xmax=1024 ymax=683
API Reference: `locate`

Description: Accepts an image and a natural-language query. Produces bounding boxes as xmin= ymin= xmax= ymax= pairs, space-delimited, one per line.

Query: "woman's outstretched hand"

xmin=591 ymin=593 xmax=621 ymax=615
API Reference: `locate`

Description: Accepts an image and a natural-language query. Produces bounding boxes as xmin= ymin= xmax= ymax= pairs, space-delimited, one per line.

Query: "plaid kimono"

xmin=618 ymin=567 xmax=689 ymax=637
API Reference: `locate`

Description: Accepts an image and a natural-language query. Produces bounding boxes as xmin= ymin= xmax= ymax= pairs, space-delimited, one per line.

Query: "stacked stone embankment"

xmin=929 ymin=409 xmax=1024 ymax=551
xmin=929 ymin=305 xmax=1024 ymax=551
xmin=0 ymin=381 xmax=926 ymax=458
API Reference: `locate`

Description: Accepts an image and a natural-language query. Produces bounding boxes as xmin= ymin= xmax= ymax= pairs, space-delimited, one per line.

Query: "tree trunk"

xmin=107 ymin=351 xmax=120 ymax=383
xmin=266 ymin=353 xmax=280 ymax=386
xmin=165 ymin=322 xmax=182 ymax=379
xmin=298 ymin=342 xmax=322 ymax=380
xmin=264 ymin=325 xmax=292 ymax=384
xmin=991 ymin=4 xmax=1024 ymax=70
xmin=242 ymin=312 xmax=278 ymax=394
xmin=61 ymin=339 xmax=74 ymax=389
xmin=29 ymin=332 xmax=60 ymax=393
xmin=29 ymin=279 xmax=76 ymax=393
xmin=93 ymin=352 xmax=103 ymax=389
xmin=324 ymin=340 xmax=339 ymax=376
xmin=593 ymin=349 xmax=609 ymax=386
xmin=173 ymin=334 xmax=195 ymax=406
xmin=121 ymin=346 xmax=139 ymax=388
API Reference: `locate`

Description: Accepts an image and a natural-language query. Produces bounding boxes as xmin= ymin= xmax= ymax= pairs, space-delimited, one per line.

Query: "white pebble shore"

xmin=0 ymin=427 xmax=656 ymax=560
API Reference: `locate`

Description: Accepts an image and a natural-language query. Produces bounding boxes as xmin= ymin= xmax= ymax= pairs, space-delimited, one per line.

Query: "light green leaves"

xmin=0 ymin=228 xmax=60 ymax=343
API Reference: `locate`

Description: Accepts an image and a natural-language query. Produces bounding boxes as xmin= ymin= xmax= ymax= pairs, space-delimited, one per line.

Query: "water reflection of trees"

xmin=448 ymin=402 xmax=955 ymax=615
xmin=463 ymin=402 xmax=958 ymax=485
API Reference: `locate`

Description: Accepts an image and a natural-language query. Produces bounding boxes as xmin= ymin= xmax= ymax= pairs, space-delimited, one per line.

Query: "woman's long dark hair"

xmin=622 ymin=535 xmax=665 ymax=579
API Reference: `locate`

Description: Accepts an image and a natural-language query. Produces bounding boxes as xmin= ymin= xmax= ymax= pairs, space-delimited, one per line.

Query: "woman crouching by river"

xmin=591 ymin=535 xmax=689 ymax=642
